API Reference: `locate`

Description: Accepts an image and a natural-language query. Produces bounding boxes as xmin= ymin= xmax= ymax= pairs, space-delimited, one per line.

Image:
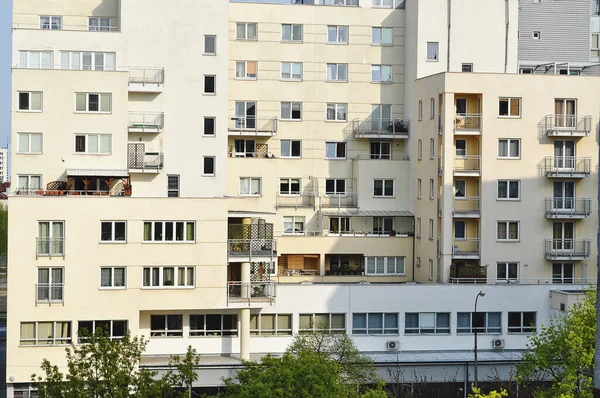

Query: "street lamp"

xmin=474 ymin=290 xmax=486 ymax=389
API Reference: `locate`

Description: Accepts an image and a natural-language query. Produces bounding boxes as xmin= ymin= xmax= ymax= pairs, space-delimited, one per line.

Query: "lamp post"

xmin=474 ymin=290 xmax=486 ymax=389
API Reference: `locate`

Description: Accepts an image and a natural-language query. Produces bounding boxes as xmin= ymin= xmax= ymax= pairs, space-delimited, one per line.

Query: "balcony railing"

xmin=545 ymin=239 xmax=591 ymax=260
xmin=128 ymin=152 xmax=164 ymax=172
xmin=129 ymin=68 xmax=165 ymax=86
xmin=228 ymin=117 xmax=278 ymax=136
xmin=453 ymin=197 xmax=480 ymax=217
xmin=541 ymin=156 xmax=591 ymax=178
xmin=543 ymin=114 xmax=592 ymax=136
xmin=227 ymin=281 xmax=276 ymax=304
xmin=228 ymin=223 xmax=274 ymax=240
xmin=453 ymin=156 xmax=481 ymax=175
xmin=36 ymin=238 xmax=64 ymax=259
xmin=228 ymin=239 xmax=277 ymax=259
xmin=350 ymin=118 xmax=410 ymax=139
xmin=276 ymin=193 xmax=316 ymax=209
xmin=452 ymin=239 xmax=480 ymax=258
xmin=454 ymin=114 xmax=481 ymax=132
xmin=449 ymin=277 xmax=487 ymax=284
xmin=544 ymin=197 xmax=592 ymax=219
xmin=318 ymin=193 xmax=358 ymax=209
xmin=36 ymin=283 xmax=64 ymax=304
xmin=450 ymin=278 xmax=596 ymax=285
xmin=128 ymin=112 xmax=164 ymax=133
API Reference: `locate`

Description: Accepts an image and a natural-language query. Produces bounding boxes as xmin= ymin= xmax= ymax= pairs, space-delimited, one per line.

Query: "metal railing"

xmin=227 ymin=239 xmax=277 ymax=258
xmin=543 ymin=114 xmax=592 ymax=135
xmin=36 ymin=238 xmax=65 ymax=258
xmin=129 ymin=68 xmax=165 ymax=85
xmin=454 ymin=114 xmax=481 ymax=131
xmin=228 ymin=116 xmax=278 ymax=135
xmin=353 ymin=154 xmax=410 ymax=161
xmin=450 ymin=278 xmax=597 ymax=285
xmin=318 ymin=193 xmax=359 ymax=209
xmin=128 ymin=112 xmax=164 ymax=132
xmin=453 ymin=155 xmax=481 ymax=173
xmin=350 ymin=118 xmax=410 ymax=138
xmin=544 ymin=197 xmax=592 ymax=218
xmin=128 ymin=152 xmax=164 ymax=171
xmin=449 ymin=277 xmax=487 ymax=284
xmin=13 ymin=188 xmax=130 ymax=197
xmin=276 ymin=193 xmax=316 ymax=209
xmin=227 ymin=281 xmax=276 ymax=304
xmin=453 ymin=197 xmax=481 ymax=216
xmin=36 ymin=283 xmax=64 ymax=304
xmin=545 ymin=239 xmax=591 ymax=259
xmin=541 ymin=156 xmax=591 ymax=177
xmin=13 ymin=22 xmax=120 ymax=32
xmin=452 ymin=239 xmax=480 ymax=257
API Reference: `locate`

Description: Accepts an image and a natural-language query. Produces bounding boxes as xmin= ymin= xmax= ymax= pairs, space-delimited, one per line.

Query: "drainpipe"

xmin=412 ymin=216 xmax=416 ymax=282
xmin=447 ymin=0 xmax=451 ymax=72
xmin=504 ymin=0 xmax=509 ymax=73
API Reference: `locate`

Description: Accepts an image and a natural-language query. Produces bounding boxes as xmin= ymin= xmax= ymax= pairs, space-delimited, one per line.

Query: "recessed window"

xmin=327 ymin=25 xmax=349 ymax=44
xmin=204 ymin=117 xmax=215 ymax=136
xmin=235 ymin=61 xmax=257 ymax=79
xmin=88 ymin=17 xmax=111 ymax=31
xmin=325 ymin=179 xmax=346 ymax=195
xmin=280 ymin=178 xmax=300 ymax=195
xmin=100 ymin=267 xmax=126 ymax=288
xmin=430 ymin=98 xmax=435 ymax=119
xmin=236 ymin=22 xmax=258 ymax=40
xmin=280 ymin=140 xmax=301 ymax=158
xmin=283 ymin=216 xmax=305 ymax=235
xmin=553 ymin=263 xmax=574 ymax=284
xmin=40 ymin=16 xmax=62 ymax=30
xmin=251 ymin=314 xmax=292 ymax=336
xmin=370 ymin=141 xmax=391 ymax=159
xmin=18 ymin=92 xmax=42 ymax=111
xmin=508 ymin=312 xmax=536 ymax=333
xmin=497 ymin=180 xmax=520 ymax=200
xmin=204 ymin=75 xmax=216 ymax=94
xmin=430 ymin=138 xmax=435 ymax=159
xmin=591 ymin=34 xmax=600 ymax=58
xmin=203 ymin=157 xmax=215 ymax=176
xmin=299 ymin=313 xmax=346 ymax=333
xmin=234 ymin=139 xmax=255 ymax=157
xmin=191 ymin=314 xmax=239 ymax=337
xmin=418 ymin=139 xmax=423 ymax=159
xmin=352 ymin=313 xmax=398 ymax=335
xmin=78 ymin=320 xmax=127 ymax=341
xmin=374 ymin=179 xmax=394 ymax=197
xmin=18 ymin=50 xmax=53 ymax=69
xmin=325 ymin=142 xmax=346 ymax=159
xmin=282 ymin=24 xmax=303 ymax=42
xmin=454 ymin=220 xmax=466 ymax=239
xmin=499 ymin=97 xmax=521 ymax=117
xmin=326 ymin=63 xmax=348 ymax=82
xmin=498 ymin=139 xmax=520 ymax=159
xmin=240 ymin=177 xmax=261 ymax=196
xmin=281 ymin=62 xmax=303 ymax=80
xmin=461 ymin=63 xmax=473 ymax=73
xmin=417 ymin=178 xmax=422 ymax=198
xmin=204 ymin=35 xmax=216 ymax=55
xmin=281 ymin=102 xmax=302 ymax=120
xmin=150 ymin=314 xmax=183 ymax=337
xmin=372 ymin=27 xmax=393 ymax=45
xmin=455 ymin=180 xmax=466 ymax=198
xmin=143 ymin=266 xmax=194 ymax=288
xmin=373 ymin=217 xmax=394 ymax=235
xmin=405 ymin=313 xmax=450 ymax=334
xmin=429 ymin=219 xmax=434 ymax=239
xmin=74 ymin=134 xmax=111 ymax=154
xmin=20 ymin=321 xmax=72 ymax=346
xmin=329 ymin=218 xmax=351 ymax=234
xmin=533 ymin=31 xmax=541 ymax=39
xmin=497 ymin=262 xmax=518 ymax=282
xmin=455 ymin=139 xmax=466 ymax=157
xmin=365 ymin=257 xmax=405 ymax=275
xmin=326 ymin=103 xmax=347 ymax=121
xmin=167 ymin=175 xmax=180 ymax=197
xmin=75 ymin=93 xmax=111 ymax=113
xmin=416 ymin=218 xmax=421 ymax=238
xmin=371 ymin=65 xmax=392 ymax=83
xmin=100 ymin=221 xmax=126 ymax=242
xmin=426 ymin=42 xmax=438 ymax=61
xmin=429 ymin=179 xmax=435 ymax=200
xmin=60 ymin=51 xmax=116 ymax=71
xmin=497 ymin=221 xmax=519 ymax=241
xmin=17 ymin=133 xmax=43 ymax=154
xmin=418 ymin=101 xmax=423 ymax=120
xmin=143 ymin=221 xmax=195 ymax=242
xmin=519 ymin=68 xmax=533 ymax=74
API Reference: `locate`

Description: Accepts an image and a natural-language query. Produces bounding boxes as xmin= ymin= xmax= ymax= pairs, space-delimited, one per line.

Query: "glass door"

xmin=554 ymin=99 xmax=577 ymax=128
xmin=553 ymin=140 xmax=575 ymax=169
xmin=553 ymin=222 xmax=574 ymax=251
xmin=235 ymin=101 xmax=256 ymax=129
xmin=371 ymin=104 xmax=391 ymax=131
xmin=553 ymin=181 xmax=575 ymax=210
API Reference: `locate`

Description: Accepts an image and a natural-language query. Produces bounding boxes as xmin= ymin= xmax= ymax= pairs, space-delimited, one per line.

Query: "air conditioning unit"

xmin=492 ymin=339 xmax=505 ymax=349
xmin=387 ymin=341 xmax=400 ymax=351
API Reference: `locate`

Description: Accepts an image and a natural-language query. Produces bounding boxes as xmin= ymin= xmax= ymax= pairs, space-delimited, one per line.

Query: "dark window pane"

xmin=150 ymin=315 xmax=165 ymax=331
xmin=204 ymin=157 xmax=215 ymax=174
xmin=291 ymin=140 xmax=301 ymax=156
xmin=100 ymin=222 xmax=112 ymax=241
xmin=204 ymin=76 xmax=215 ymax=94
xmin=75 ymin=136 xmax=86 ymax=152
xmin=114 ymin=222 xmax=126 ymax=241
xmin=206 ymin=315 xmax=221 ymax=333
xmin=204 ymin=117 xmax=215 ymax=135
xmin=19 ymin=93 xmax=29 ymax=110
xmin=112 ymin=321 xmax=127 ymax=337
xmin=88 ymin=94 xmax=99 ymax=111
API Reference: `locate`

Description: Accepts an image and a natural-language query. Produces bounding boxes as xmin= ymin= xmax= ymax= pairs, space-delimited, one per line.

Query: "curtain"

xmin=405 ymin=314 xmax=419 ymax=332
xmin=70 ymin=52 xmax=81 ymax=70
xmin=105 ymin=53 xmax=116 ymax=71
xmin=52 ymin=222 xmax=64 ymax=254
xmin=95 ymin=53 xmax=104 ymax=71
xmin=247 ymin=61 xmax=257 ymax=77
xmin=82 ymin=52 xmax=93 ymax=70
xmin=186 ymin=267 xmax=194 ymax=286
xmin=292 ymin=25 xmax=302 ymax=40
xmin=497 ymin=222 xmax=507 ymax=240
xmin=235 ymin=62 xmax=245 ymax=78
xmin=498 ymin=140 xmax=508 ymax=157
xmin=20 ymin=323 xmax=36 ymax=345
xmin=100 ymin=94 xmax=111 ymax=112
xmin=31 ymin=92 xmax=42 ymax=110
xmin=281 ymin=63 xmax=291 ymax=79
xmin=75 ymin=93 xmax=86 ymax=111
xmin=88 ymin=135 xmax=99 ymax=153
xmin=437 ymin=313 xmax=450 ymax=330
xmin=38 ymin=269 xmax=50 ymax=300
xmin=299 ymin=315 xmax=312 ymax=330
xmin=163 ymin=267 xmax=175 ymax=286
xmin=247 ymin=23 xmax=257 ymax=40
xmin=508 ymin=223 xmax=518 ymax=240
xmin=277 ymin=315 xmax=291 ymax=332
xmin=41 ymin=52 xmax=52 ymax=69
xmin=372 ymin=28 xmax=382 ymax=44
xmin=178 ymin=267 xmax=186 ymax=286
xmin=38 ymin=322 xmax=54 ymax=344
xmin=143 ymin=222 xmax=152 ymax=241
xmin=261 ymin=314 xmax=275 ymax=334
xmin=101 ymin=268 xmax=112 ymax=287
xmin=282 ymin=24 xmax=291 ymax=41
xmin=186 ymin=222 xmax=195 ymax=241
xmin=18 ymin=134 xmax=29 ymax=153
xmin=114 ymin=268 xmax=125 ymax=287
xmin=175 ymin=222 xmax=184 ymax=241
xmin=327 ymin=64 xmax=336 ymax=80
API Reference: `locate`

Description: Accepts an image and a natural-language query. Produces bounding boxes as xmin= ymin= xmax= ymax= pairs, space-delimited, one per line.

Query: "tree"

xmin=469 ymin=386 xmax=508 ymax=398
xmin=0 ymin=203 xmax=7 ymax=255
xmin=516 ymin=288 xmax=595 ymax=397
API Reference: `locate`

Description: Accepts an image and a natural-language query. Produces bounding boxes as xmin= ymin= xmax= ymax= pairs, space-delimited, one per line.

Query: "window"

xmin=190 ymin=314 xmax=238 ymax=337
xmin=235 ymin=61 xmax=257 ymax=79
xmin=325 ymin=142 xmax=347 ymax=159
xmin=497 ymin=180 xmax=520 ymax=200
xmin=372 ymin=27 xmax=393 ymax=45
xmin=429 ymin=219 xmax=434 ymax=239
xmin=326 ymin=103 xmax=347 ymax=121
xmin=17 ymin=175 xmax=42 ymax=191
xmin=281 ymin=62 xmax=303 ymax=80
xmin=455 ymin=139 xmax=466 ymax=157
xmin=371 ymin=65 xmax=392 ymax=83
xmin=533 ymin=31 xmax=541 ymax=39
xmin=236 ymin=23 xmax=258 ymax=40
xmin=325 ymin=179 xmax=346 ymax=195
xmin=100 ymin=267 xmax=126 ymax=288
xmin=150 ymin=315 xmax=183 ymax=337
xmin=552 ymin=263 xmax=574 ymax=283
xmin=373 ymin=0 xmax=394 ymax=7
xmin=203 ymin=157 xmax=215 ymax=176
xmin=508 ymin=312 xmax=536 ymax=333
xmin=100 ymin=221 xmax=126 ymax=242
xmin=143 ymin=221 xmax=195 ymax=242
xmin=204 ymin=35 xmax=216 ymax=55
xmin=457 ymin=312 xmax=501 ymax=334
xmin=280 ymin=140 xmax=301 ymax=158
xmin=498 ymin=139 xmax=520 ymax=159
xmin=426 ymin=42 xmax=438 ymax=61
xmin=74 ymin=134 xmax=111 ymax=154
xmin=519 ymin=68 xmax=533 ymax=74
xmin=299 ymin=313 xmax=346 ymax=334
xmin=60 ymin=51 xmax=116 ymax=71
xmin=454 ymin=220 xmax=466 ymax=240
xmin=19 ymin=50 xmax=53 ymax=69
xmin=78 ymin=320 xmax=127 ymax=340
xmin=323 ymin=0 xmax=358 ymax=4
xmin=497 ymin=262 xmax=518 ymax=282
xmin=329 ymin=217 xmax=350 ymax=234
xmin=204 ymin=117 xmax=216 ymax=136
xmin=365 ymin=257 xmax=405 ymax=275
xmin=592 ymin=34 xmax=600 ymax=58
xmin=251 ymin=314 xmax=292 ymax=336
xmin=418 ymin=101 xmax=423 ymax=120
xmin=20 ymin=321 xmax=71 ymax=345
xmin=233 ymin=139 xmax=255 ymax=158
xmin=430 ymin=138 xmax=435 ymax=159
xmin=280 ymin=178 xmax=300 ymax=195
xmin=282 ymin=24 xmax=303 ymax=42
xmin=405 ymin=313 xmax=450 ymax=334
xmin=416 ymin=218 xmax=422 ymax=238
xmin=88 ymin=17 xmax=111 ymax=31
xmin=430 ymin=98 xmax=435 ymax=119
xmin=240 ymin=177 xmax=261 ymax=196
xmin=281 ymin=102 xmax=302 ymax=120
xmin=497 ymin=221 xmax=519 ymax=241
xmin=143 ymin=266 xmax=195 ymax=288
xmin=429 ymin=259 xmax=434 ymax=279
xmin=167 ymin=175 xmax=180 ymax=197
xmin=417 ymin=179 xmax=422 ymax=199
xmin=283 ymin=216 xmax=305 ymax=235
xmin=429 ymin=179 xmax=434 ymax=199
xmin=37 ymin=221 xmax=64 ymax=256
xmin=18 ymin=92 xmax=42 ymax=111
xmin=40 ymin=16 xmax=62 ymax=30
xmin=326 ymin=63 xmax=348 ymax=81
xmin=498 ymin=97 xmax=521 ymax=117
xmin=37 ymin=267 xmax=64 ymax=302
xmin=204 ymin=75 xmax=216 ymax=94
xmin=75 ymin=93 xmax=111 ymax=113
xmin=373 ymin=217 xmax=394 ymax=234
xmin=352 ymin=313 xmax=398 ymax=335
xmin=461 ymin=63 xmax=473 ymax=72
xmin=374 ymin=179 xmax=394 ymax=197
xmin=327 ymin=25 xmax=349 ymax=44
xmin=454 ymin=180 xmax=466 ymax=198
xmin=17 ymin=133 xmax=43 ymax=154
xmin=418 ymin=139 xmax=423 ymax=159
xmin=370 ymin=141 xmax=391 ymax=159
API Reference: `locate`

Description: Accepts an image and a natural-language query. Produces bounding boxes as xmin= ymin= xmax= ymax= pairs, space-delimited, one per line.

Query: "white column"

xmin=240 ymin=308 xmax=250 ymax=361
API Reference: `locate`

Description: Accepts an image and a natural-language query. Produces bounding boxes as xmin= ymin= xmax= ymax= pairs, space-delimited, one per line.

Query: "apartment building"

xmin=0 ymin=148 xmax=8 ymax=183
xmin=6 ymin=0 xmax=599 ymax=396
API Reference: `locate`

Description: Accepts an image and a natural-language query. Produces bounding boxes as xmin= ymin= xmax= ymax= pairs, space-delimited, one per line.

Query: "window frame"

xmin=167 ymin=175 xmax=180 ymax=197
xmin=327 ymin=25 xmax=349 ymax=44
xmin=461 ymin=63 xmax=473 ymax=72
xmin=404 ymin=312 xmax=451 ymax=335
xmin=204 ymin=75 xmax=216 ymax=94
xmin=18 ymin=91 xmax=43 ymax=112
xmin=60 ymin=51 xmax=116 ymax=71
xmin=36 ymin=267 xmax=64 ymax=302
xmin=204 ymin=35 xmax=217 ymax=55
xmin=508 ymin=312 xmax=537 ymax=334
xmin=18 ymin=50 xmax=53 ymax=69
xmin=150 ymin=314 xmax=184 ymax=337
xmin=203 ymin=157 xmax=216 ymax=176
xmin=280 ymin=101 xmax=302 ymax=121
xmin=299 ymin=313 xmax=346 ymax=334
xmin=251 ymin=314 xmax=292 ymax=336
xmin=280 ymin=62 xmax=303 ymax=81
xmin=235 ymin=61 xmax=258 ymax=80
xmin=373 ymin=179 xmax=394 ymax=197
xmin=371 ymin=64 xmax=393 ymax=83
xmin=142 ymin=266 xmax=195 ymax=289
xmin=496 ymin=221 xmax=520 ymax=242
xmin=325 ymin=179 xmax=346 ymax=195
xmin=74 ymin=134 xmax=112 ymax=154
xmin=100 ymin=221 xmax=127 ymax=243
xmin=352 ymin=313 xmax=399 ymax=335
xmin=280 ymin=140 xmax=302 ymax=158
xmin=40 ymin=15 xmax=63 ymax=30
xmin=326 ymin=103 xmax=348 ymax=121
xmin=279 ymin=178 xmax=301 ymax=195
xmin=20 ymin=321 xmax=72 ymax=346
xmin=454 ymin=220 xmax=466 ymax=240
xmin=283 ymin=216 xmax=305 ymax=236
xmin=17 ymin=132 xmax=43 ymax=154
xmin=371 ymin=27 xmax=393 ymax=46
xmin=498 ymin=97 xmax=521 ymax=118
xmin=190 ymin=314 xmax=239 ymax=337
xmin=426 ymin=42 xmax=439 ymax=61
xmin=88 ymin=17 xmax=111 ymax=32
xmin=235 ymin=22 xmax=258 ymax=41
xmin=240 ymin=177 xmax=262 ymax=196
xmin=17 ymin=174 xmax=42 ymax=191
xmin=325 ymin=142 xmax=347 ymax=160
xmin=326 ymin=63 xmax=348 ymax=82
xmin=497 ymin=180 xmax=520 ymax=201
xmin=497 ymin=262 xmax=519 ymax=282
xmin=364 ymin=257 xmax=406 ymax=275
xmin=99 ymin=267 xmax=126 ymax=289
xmin=457 ymin=312 xmax=502 ymax=334
xmin=142 ymin=221 xmax=196 ymax=243
xmin=370 ymin=141 xmax=391 ymax=160
xmin=203 ymin=117 xmax=216 ymax=136
xmin=75 ymin=92 xmax=112 ymax=113
xmin=372 ymin=0 xmax=394 ymax=7
xmin=77 ymin=320 xmax=127 ymax=341
xmin=497 ymin=138 xmax=520 ymax=159
xmin=281 ymin=24 xmax=303 ymax=42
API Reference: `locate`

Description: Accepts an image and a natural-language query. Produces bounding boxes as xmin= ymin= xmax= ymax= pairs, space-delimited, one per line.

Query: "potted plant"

xmin=389 ymin=230 xmax=396 ymax=237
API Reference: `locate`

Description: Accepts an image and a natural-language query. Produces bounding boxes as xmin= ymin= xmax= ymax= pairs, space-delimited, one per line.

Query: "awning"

xmin=319 ymin=209 xmax=413 ymax=217
xmin=66 ymin=169 xmax=129 ymax=178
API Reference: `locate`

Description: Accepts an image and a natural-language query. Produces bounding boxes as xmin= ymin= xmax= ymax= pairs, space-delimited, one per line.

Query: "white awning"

xmin=66 ymin=169 xmax=129 ymax=177
xmin=319 ymin=209 xmax=413 ymax=217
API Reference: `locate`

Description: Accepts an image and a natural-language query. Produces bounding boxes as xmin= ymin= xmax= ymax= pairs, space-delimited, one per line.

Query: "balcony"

xmin=544 ymin=197 xmax=592 ymax=219
xmin=128 ymin=112 xmax=164 ymax=133
xmin=35 ymin=283 xmax=64 ymax=305
xmin=36 ymin=238 xmax=64 ymax=259
xmin=453 ymin=197 xmax=480 ymax=218
xmin=541 ymin=156 xmax=591 ymax=178
xmin=449 ymin=262 xmax=486 ymax=283
xmin=453 ymin=156 xmax=481 ymax=176
xmin=350 ymin=118 xmax=409 ymax=139
xmin=229 ymin=143 xmax=270 ymax=158
xmin=128 ymin=143 xmax=163 ymax=173
xmin=452 ymin=239 xmax=480 ymax=259
xmin=453 ymin=114 xmax=481 ymax=134
xmin=128 ymin=68 xmax=164 ymax=93
xmin=545 ymin=239 xmax=591 ymax=260
xmin=227 ymin=239 xmax=277 ymax=262
xmin=542 ymin=115 xmax=592 ymax=137
xmin=227 ymin=281 xmax=276 ymax=305
xmin=318 ymin=193 xmax=358 ymax=209
xmin=276 ymin=193 xmax=316 ymax=209
xmin=228 ymin=117 xmax=278 ymax=136
xmin=14 ymin=173 xmax=132 ymax=197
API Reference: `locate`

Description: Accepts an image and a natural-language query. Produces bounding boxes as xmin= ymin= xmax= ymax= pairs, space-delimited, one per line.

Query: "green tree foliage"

xmin=516 ymin=288 xmax=595 ymax=397
xmin=0 ymin=204 xmax=7 ymax=255
xmin=469 ymin=386 xmax=508 ymax=398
